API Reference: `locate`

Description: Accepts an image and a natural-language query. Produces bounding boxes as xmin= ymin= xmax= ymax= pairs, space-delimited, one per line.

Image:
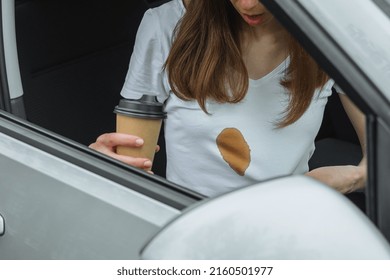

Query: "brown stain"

xmin=216 ymin=128 xmax=251 ymax=176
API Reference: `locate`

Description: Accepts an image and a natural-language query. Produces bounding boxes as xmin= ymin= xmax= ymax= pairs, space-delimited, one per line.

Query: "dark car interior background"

xmin=14 ymin=0 xmax=363 ymax=209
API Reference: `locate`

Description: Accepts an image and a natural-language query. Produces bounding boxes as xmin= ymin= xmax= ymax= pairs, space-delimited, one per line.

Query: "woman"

xmin=90 ymin=0 xmax=366 ymax=197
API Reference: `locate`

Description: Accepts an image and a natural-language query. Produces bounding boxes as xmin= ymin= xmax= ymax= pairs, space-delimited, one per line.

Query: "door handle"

xmin=0 ymin=213 xmax=4 ymax=236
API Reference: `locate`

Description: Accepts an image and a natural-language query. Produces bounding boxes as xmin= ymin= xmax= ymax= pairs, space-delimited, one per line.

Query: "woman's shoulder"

xmin=149 ymin=0 xmax=185 ymax=19
xmin=141 ymin=0 xmax=184 ymax=36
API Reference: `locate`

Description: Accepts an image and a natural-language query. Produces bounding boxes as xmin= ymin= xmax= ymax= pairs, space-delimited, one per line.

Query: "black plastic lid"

xmin=114 ymin=95 xmax=167 ymax=119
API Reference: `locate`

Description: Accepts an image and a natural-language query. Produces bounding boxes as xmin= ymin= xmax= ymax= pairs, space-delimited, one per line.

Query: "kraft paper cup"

xmin=114 ymin=95 xmax=166 ymax=170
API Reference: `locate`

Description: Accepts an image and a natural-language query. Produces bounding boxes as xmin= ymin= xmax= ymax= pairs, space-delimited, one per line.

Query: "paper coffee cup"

xmin=114 ymin=95 xmax=166 ymax=169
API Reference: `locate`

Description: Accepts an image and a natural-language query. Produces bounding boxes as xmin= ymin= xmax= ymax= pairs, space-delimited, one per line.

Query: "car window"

xmin=5 ymin=0 xmax=385 ymax=206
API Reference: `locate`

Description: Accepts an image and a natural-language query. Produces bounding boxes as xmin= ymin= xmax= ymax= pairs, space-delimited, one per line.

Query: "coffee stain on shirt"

xmin=216 ymin=128 xmax=251 ymax=176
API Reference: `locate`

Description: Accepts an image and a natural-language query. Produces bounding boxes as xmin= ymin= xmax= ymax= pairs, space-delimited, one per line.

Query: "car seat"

xmin=14 ymin=0 xmax=167 ymax=177
xmin=15 ymin=0 xmax=148 ymax=145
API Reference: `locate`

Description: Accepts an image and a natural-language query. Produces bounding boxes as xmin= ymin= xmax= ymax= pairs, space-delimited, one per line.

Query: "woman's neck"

xmin=240 ymin=20 xmax=289 ymax=80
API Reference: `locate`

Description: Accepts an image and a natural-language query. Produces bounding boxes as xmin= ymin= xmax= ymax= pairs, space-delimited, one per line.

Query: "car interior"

xmin=14 ymin=0 xmax=364 ymax=209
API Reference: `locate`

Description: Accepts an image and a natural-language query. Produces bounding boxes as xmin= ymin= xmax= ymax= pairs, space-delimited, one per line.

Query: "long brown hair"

xmin=165 ymin=0 xmax=328 ymax=127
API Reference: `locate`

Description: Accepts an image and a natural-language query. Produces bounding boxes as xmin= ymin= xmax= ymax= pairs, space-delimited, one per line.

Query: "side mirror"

xmin=141 ymin=176 xmax=390 ymax=259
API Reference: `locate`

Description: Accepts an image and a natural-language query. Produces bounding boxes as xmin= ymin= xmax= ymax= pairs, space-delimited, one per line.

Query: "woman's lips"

xmin=243 ymin=14 xmax=263 ymax=26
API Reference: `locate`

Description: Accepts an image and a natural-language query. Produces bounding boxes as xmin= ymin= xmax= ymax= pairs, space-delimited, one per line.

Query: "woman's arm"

xmin=89 ymin=8 xmax=167 ymax=172
xmin=306 ymin=93 xmax=367 ymax=193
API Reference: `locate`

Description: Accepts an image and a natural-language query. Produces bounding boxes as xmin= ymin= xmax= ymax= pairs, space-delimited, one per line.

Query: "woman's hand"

xmin=305 ymin=164 xmax=366 ymax=194
xmin=89 ymin=132 xmax=156 ymax=171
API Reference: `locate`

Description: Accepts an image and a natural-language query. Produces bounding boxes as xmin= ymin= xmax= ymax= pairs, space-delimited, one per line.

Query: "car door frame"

xmin=260 ymin=0 xmax=390 ymax=241
xmin=0 ymin=0 xmax=25 ymax=118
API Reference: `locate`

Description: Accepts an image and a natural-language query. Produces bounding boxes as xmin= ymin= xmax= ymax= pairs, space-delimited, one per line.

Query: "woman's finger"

xmin=96 ymin=133 xmax=144 ymax=148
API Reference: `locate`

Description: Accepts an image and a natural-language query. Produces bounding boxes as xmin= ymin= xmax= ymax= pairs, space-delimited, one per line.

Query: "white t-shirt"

xmin=121 ymin=0 xmax=335 ymax=197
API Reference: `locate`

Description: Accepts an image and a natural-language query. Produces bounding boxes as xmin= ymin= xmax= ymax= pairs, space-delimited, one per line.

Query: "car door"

xmin=0 ymin=110 xmax=202 ymax=259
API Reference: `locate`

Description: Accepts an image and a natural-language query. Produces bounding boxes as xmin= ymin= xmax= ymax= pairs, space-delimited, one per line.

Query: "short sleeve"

xmin=120 ymin=9 xmax=169 ymax=102
xmin=333 ymin=83 xmax=346 ymax=95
